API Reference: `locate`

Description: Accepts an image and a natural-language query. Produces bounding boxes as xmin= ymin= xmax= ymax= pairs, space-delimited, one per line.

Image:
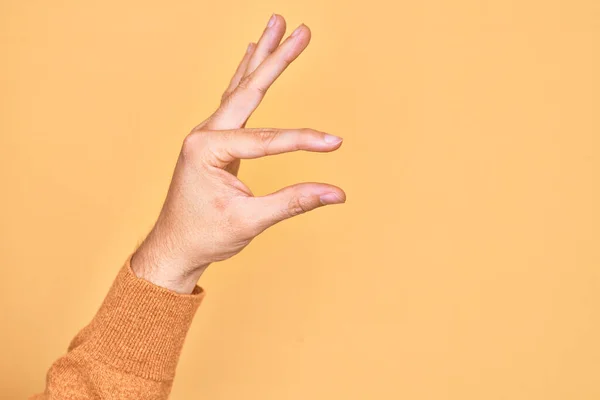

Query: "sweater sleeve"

xmin=31 ymin=256 xmax=205 ymax=400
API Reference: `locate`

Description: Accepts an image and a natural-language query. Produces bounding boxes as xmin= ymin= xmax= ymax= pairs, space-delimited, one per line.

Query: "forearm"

xmin=32 ymin=257 xmax=204 ymax=400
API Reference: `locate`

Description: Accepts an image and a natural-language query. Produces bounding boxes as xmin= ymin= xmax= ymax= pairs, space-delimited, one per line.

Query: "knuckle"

xmin=287 ymin=195 xmax=311 ymax=217
xmin=298 ymin=128 xmax=314 ymax=140
xmin=220 ymin=90 xmax=231 ymax=103
xmin=253 ymin=128 xmax=279 ymax=153
xmin=237 ymin=75 xmax=252 ymax=89
xmin=303 ymin=128 xmax=322 ymax=140
xmin=282 ymin=53 xmax=295 ymax=66
xmin=253 ymin=128 xmax=278 ymax=140
xmin=237 ymin=74 xmax=267 ymax=96
xmin=181 ymin=131 xmax=209 ymax=159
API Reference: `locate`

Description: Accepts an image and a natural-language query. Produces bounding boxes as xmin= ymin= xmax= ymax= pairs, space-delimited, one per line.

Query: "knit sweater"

xmin=31 ymin=257 xmax=205 ymax=399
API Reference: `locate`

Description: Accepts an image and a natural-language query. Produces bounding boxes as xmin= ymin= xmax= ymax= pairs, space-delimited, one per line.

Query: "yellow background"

xmin=1 ymin=0 xmax=599 ymax=398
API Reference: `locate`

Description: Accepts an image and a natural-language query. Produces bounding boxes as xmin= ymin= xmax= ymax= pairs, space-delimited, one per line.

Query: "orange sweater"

xmin=31 ymin=257 xmax=205 ymax=399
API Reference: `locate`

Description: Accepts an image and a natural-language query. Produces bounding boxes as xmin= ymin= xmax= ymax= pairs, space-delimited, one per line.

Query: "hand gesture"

xmin=132 ymin=15 xmax=345 ymax=293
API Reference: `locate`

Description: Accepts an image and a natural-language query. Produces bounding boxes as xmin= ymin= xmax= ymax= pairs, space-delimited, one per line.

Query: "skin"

xmin=131 ymin=14 xmax=346 ymax=294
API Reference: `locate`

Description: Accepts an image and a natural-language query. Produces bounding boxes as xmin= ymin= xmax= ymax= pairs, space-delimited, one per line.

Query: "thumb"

xmin=248 ymin=182 xmax=346 ymax=231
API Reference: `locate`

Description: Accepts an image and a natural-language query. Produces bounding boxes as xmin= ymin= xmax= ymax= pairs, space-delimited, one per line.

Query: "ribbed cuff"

xmin=73 ymin=256 xmax=205 ymax=381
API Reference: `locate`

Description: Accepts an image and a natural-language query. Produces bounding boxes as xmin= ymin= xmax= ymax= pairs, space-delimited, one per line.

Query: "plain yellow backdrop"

xmin=1 ymin=0 xmax=599 ymax=398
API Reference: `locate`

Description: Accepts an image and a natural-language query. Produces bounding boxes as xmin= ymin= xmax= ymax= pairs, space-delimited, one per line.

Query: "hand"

xmin=131 ymin=15 xmax=345 ymax=293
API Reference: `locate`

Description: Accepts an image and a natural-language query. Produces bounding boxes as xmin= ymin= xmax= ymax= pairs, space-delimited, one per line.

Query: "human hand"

xmin=131 ymin=15 xmax=345 ymax=293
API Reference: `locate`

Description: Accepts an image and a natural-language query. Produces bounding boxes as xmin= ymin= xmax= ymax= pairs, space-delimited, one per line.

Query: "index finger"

xmin=197 ymin=127 xmax=342 ymax=168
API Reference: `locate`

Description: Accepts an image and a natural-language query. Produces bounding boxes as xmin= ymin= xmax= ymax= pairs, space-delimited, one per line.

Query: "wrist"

xmin=131 ymin=239 xmax=210 ymax=294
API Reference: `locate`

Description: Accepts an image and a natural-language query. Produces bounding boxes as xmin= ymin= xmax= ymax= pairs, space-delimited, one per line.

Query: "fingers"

xmin=245 ymin=14 xmax=287 ymax=76
xmin=198 ymin=128 xmax=342 ymax=167
xmin=242 ymin=24 xmax=311 ymax=95
xmin=248 ymin=182 xmax=346 ymax=231
xmin=208 ymin=24 xmax=312 ymax=130
xmin=221 ymin=42 xmax=256 ymax=102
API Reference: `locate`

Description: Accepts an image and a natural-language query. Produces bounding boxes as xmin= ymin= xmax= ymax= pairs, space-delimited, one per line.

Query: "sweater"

xmin=31 ymin=256 xmax=205 ymax=399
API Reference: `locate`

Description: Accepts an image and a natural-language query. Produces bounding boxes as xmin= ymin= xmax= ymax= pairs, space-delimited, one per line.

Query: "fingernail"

xmin=320 ymin=193 xmax=344 ymax=205
xmin=323 ymin=134 xmax=343 ymax=144
xmin=291 ymin=24 xmax=304 ymax=37
xmin=267 ymin=14 xmax=276 ymax=28
xmin=246 ymin=42 xmax=254 ymax=53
